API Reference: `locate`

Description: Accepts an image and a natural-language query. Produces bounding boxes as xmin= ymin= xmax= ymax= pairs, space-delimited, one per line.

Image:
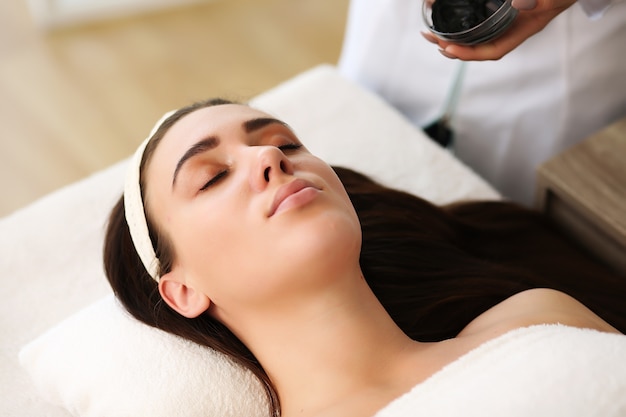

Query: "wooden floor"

xmin=0 ymin=0 xmax=349 ymax=217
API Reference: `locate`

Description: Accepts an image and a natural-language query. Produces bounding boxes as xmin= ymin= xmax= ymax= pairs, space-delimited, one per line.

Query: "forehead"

xmin=158 ymin=104 xmax=273 ymax=156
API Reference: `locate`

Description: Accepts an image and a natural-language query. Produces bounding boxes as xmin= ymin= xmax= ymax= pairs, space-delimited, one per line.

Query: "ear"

xmin=158 ymin=269 xmax=211 ymax=318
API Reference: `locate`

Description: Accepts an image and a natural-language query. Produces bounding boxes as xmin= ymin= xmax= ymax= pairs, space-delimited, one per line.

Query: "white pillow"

xmin=18 ymin=65 xmax=499 ymax=417
xmin=20 ymin=295 xmax=268 ymax=417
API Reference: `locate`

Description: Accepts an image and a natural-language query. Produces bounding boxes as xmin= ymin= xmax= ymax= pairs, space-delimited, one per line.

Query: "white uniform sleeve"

xmin=577 ymin=0 xmax=621 ymax=19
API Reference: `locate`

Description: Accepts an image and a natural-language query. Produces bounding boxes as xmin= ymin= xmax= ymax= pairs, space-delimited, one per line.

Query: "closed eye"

xmin=200 ymin=170 xmax=228 ymax=192
xmin=278 ymin=143 xmax=302 ymax=152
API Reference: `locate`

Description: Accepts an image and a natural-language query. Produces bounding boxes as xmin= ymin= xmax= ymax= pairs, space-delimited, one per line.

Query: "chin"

xmin=287 ymin=208 xmax=361 ymax=269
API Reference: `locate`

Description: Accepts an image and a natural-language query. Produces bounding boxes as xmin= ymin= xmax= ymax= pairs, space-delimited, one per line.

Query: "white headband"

xmin=124 ymin=110 xmax=176 ymax=282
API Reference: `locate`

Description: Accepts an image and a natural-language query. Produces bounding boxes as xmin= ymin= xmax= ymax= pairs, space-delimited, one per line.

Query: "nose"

xmin=249 ymin=146 xmax=294 ymax=192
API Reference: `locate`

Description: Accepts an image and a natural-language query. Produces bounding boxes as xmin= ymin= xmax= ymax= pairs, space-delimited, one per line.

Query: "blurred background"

xmin=0 ymin=0 xmax=348 ymax=217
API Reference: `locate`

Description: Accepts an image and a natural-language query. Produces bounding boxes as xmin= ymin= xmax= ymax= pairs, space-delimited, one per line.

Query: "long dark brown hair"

xmin=103 ymin=100 xmax=626 ymax=417
xmin=339 ymin=167 xmax=626 ymax=341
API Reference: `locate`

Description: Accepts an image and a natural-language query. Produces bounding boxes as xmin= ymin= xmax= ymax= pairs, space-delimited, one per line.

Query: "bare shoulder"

xmin=458 ymin=288 xmax=620 ymax=339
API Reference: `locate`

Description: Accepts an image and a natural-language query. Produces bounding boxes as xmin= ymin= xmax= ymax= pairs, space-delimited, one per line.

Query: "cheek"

xmin=169 ymin=202 xmax=268 ymax=298
xmin=169 ymin=200 xmax=241 ymax=273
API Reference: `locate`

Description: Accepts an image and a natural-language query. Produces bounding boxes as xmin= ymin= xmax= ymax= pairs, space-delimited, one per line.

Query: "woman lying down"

xmin=104 ymin=99 xmax=626 ymax=417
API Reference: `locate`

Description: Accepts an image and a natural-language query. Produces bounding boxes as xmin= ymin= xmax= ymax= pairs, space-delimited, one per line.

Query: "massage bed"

xmin=2 ymin=65 xmax=624 ymax=417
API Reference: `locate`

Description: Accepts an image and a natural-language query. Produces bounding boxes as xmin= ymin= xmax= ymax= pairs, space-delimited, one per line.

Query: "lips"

xmin=268 ymin=178 xmax=319 ymax=217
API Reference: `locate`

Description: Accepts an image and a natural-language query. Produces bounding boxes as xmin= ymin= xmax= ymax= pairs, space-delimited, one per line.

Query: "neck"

xmin=227 ymin=269 xmax=426 ymax=416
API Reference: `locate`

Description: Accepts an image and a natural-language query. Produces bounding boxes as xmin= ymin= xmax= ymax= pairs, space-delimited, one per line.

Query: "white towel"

xmin=375 ymin=324 xmax=626 ymax=417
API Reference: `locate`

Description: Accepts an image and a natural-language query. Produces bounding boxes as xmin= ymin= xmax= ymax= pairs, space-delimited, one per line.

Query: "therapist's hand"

xmin=422 ymin=0 xmax=577 ymax=60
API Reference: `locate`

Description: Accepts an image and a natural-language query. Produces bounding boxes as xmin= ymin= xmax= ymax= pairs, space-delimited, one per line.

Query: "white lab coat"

xmin=338 ymin=0 xmax=626 ymax=204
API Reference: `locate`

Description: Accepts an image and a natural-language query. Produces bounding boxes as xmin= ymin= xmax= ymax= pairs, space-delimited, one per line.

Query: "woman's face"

xmin=144 ymin=104 xmax=362 ymax=317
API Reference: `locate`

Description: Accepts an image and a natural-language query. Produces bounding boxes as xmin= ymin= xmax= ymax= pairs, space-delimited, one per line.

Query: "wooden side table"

xmin=536 ymin=116 xmax=626 ymax=275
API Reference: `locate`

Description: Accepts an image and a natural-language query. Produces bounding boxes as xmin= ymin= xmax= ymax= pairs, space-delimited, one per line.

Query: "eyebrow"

xmin=172 ymin=136 xmax=219 ymax=187
xmin=243 ymin=117 xmax=290 ymax=133
xmin=171 ymin=117 xmax=289 ymax=188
